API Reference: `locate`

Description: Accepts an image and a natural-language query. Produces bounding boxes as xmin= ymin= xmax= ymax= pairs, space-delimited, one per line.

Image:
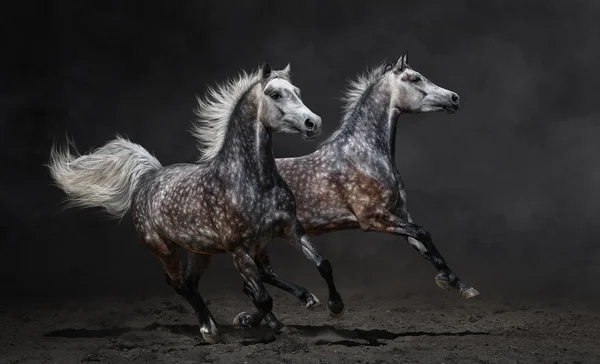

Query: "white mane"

xmin=321 ymin=63 xmax=390 ymax=145
xmin=191 ymin=68 xmax=262 ymax=163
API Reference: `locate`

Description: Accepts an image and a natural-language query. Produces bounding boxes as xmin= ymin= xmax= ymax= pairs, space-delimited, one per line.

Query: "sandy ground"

xmin=1 ymin=290 xmax=599 ymax=364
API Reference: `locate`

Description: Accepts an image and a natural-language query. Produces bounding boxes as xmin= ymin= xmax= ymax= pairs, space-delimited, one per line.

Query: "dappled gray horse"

xmin=48 ymin=63 xmax=344 ymax=344
xmin=236 ymin=54 xmax=479 ymax=315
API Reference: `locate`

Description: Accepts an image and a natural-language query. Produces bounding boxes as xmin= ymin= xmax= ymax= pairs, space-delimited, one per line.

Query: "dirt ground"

xmin=1 ymin=289 xmax=599 ymax=364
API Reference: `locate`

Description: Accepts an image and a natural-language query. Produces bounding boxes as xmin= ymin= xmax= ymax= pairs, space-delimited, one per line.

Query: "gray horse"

xmin=224 ymin=55 xmax=479 ymax=321
xmin=48 ymin=63 xmax=344 ymax=344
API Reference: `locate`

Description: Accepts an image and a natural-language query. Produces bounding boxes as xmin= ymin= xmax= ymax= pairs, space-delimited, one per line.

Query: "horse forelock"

xmin=263 ymin=69 xmax=291 ymax=85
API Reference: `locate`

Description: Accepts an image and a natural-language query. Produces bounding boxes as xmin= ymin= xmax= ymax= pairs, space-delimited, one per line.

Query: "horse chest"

xmin=220 ymin=185 xmax=294 ymax=237
xmin=260 ymin=186 xmax=296 ymax=223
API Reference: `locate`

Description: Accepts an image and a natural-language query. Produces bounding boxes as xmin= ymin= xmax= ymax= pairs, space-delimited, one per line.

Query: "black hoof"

xmin=327 ymin=299 xmax=345 ymax=318
xmin=200 ymin=318 xmax=220 ymax=344
xmin=435 ymin=275 xmax=452 ymax=291
xmin=270 ymin=320 xmax=285 ymax=335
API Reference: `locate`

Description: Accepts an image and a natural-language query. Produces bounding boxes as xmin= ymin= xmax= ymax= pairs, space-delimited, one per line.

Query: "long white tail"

xmin=48 ymin=136 xmax=162 ymax=218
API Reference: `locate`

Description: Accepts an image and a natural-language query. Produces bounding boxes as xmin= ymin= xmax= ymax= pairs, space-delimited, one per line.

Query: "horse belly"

xmin=297 ymin=205 xmax=360 ymax=236
xmin=286 ymin=173 xmax=360 ymax=235
xmin=158 ymin=222 xmax=227 ymax=254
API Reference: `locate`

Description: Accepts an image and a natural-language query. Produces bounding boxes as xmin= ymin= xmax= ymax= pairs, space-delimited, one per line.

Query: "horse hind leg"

xmin=404 ymin=212 xmax=479 ymax=299
xmin=368 ymin=209 xmax=479 ymax=299
xmin=145 ymin=235 xmax=220 ymax=343
xmin=184 ymin=252 xmax=212 ymax=289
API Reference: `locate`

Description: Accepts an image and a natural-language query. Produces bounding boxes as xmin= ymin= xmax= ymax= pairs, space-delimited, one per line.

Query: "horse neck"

xmin=215 ymin=88 xmax=277 ymax=186
xmin=331 ymin=83 xmax=398 ymax=160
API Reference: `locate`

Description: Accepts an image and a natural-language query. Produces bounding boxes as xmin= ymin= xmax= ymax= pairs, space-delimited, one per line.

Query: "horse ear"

xmin=283 ymin=63 xmax=291 ymax=74
xmin=262 ymin=61 xmax=272 ymax=79
xmin=393 ymin=53 xmax=407 ymax=73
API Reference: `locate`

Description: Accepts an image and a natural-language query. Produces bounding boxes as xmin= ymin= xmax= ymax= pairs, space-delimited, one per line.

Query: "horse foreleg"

xmin=365 ymin=209 xmax=479 ymax=299
xmin=256 ymin=249 xmax=320 ymax=309
xmin=287 ymin=219 xmax=344 ymax=318
xmin=231 ymin=248 xmax=285 ymax=334
xmin=146 ymin=236 xmax=219 ymax=343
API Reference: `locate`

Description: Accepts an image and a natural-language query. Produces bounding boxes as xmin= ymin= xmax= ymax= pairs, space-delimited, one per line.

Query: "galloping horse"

xmin=230 ymin=55 xmax=479 ymax=320
xmin=48 ymin=63 xmax=344 ymax=344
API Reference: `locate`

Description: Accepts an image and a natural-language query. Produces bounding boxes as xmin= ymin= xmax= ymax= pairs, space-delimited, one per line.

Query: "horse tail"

xmin=48 ymin=135 xmax=162 ymax=218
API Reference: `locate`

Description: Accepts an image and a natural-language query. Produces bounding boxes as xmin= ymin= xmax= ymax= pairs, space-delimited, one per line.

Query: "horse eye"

xmin=270 ymin=92 xmax=282 ymax=100
xmin=412 ymin=76 xmax=422 ymax=83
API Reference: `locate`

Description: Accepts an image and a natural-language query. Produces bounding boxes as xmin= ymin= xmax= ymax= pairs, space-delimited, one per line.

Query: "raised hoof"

xmin=232 ymin=311 xmax=253 ymax=329
xmin=435 ymin=276 xmax=452 ymax=291
xmin=328 ymin=300 xmax=345 ymax=319
xmin=305 ymin=293 xmax=321 ymax=309
xmin=460 ymin=287 xmax=480 ymax=299
xmin=200 ymin=319 xmax=220 ymax=344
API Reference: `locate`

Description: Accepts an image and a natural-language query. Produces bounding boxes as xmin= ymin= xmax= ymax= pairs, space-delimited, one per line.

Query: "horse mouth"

xmin=303 ymin=131 xmax=318 ymax=140
xmin=292 ymin=126 xmax=319 ymax=140
xmin=442 ymin=105 xmax=459 ymax=114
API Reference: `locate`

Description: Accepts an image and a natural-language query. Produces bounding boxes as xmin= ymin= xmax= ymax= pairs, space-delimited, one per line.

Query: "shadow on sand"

xmin=44 ymin=323 xmax=491 ymax=347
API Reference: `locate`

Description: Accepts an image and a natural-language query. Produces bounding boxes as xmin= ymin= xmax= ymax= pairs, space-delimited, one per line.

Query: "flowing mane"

xmin=191 ymin=68 xmax=261 ymax=163
xmin=341 ymin=62 xmax=392 ymax=122
xmin=320 ymin=62 xmax=392 ymax=145
xmin=191 ymin=66 xmax=291 ymax=163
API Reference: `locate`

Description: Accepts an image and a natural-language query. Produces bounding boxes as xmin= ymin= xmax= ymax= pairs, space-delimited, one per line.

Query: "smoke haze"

xmin=1 ymin=0 xmax=599 ymax=305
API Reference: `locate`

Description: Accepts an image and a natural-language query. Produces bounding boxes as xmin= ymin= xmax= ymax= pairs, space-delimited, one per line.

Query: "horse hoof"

xmin=328 ymin=300 xmax=345 ymax=318
xmin=329 ymin=307 xmax=345 ymax=319
xmin=200 ymin=319 xmax=220 ymax=344
xmin=271 ymin=322 xmax=287 ymax=335
xmin=201 ymin=331 xmax=220 ymax=344
xmin=460 ymin=287 xmax=480 ymax=299
xmin=435 ymin=276 xmax=452 ymax=291
xmin=232 ymin=311 xmax=252 ymax=329
xmin=279 ymin=325 xmax=294 ymax=335
xmin=305 ymin=293 xmax=321 ymax=309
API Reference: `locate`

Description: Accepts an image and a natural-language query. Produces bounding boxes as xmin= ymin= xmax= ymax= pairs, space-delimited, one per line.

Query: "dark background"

xmin=2 ymin=0 xmax=599 ymax=306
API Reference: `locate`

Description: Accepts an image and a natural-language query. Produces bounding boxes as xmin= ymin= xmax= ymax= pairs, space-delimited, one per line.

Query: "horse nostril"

xmin=304 ymin=119 xmax=315 ymax=130
xmin=451 ymin=93 xmax=459 ymax=103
